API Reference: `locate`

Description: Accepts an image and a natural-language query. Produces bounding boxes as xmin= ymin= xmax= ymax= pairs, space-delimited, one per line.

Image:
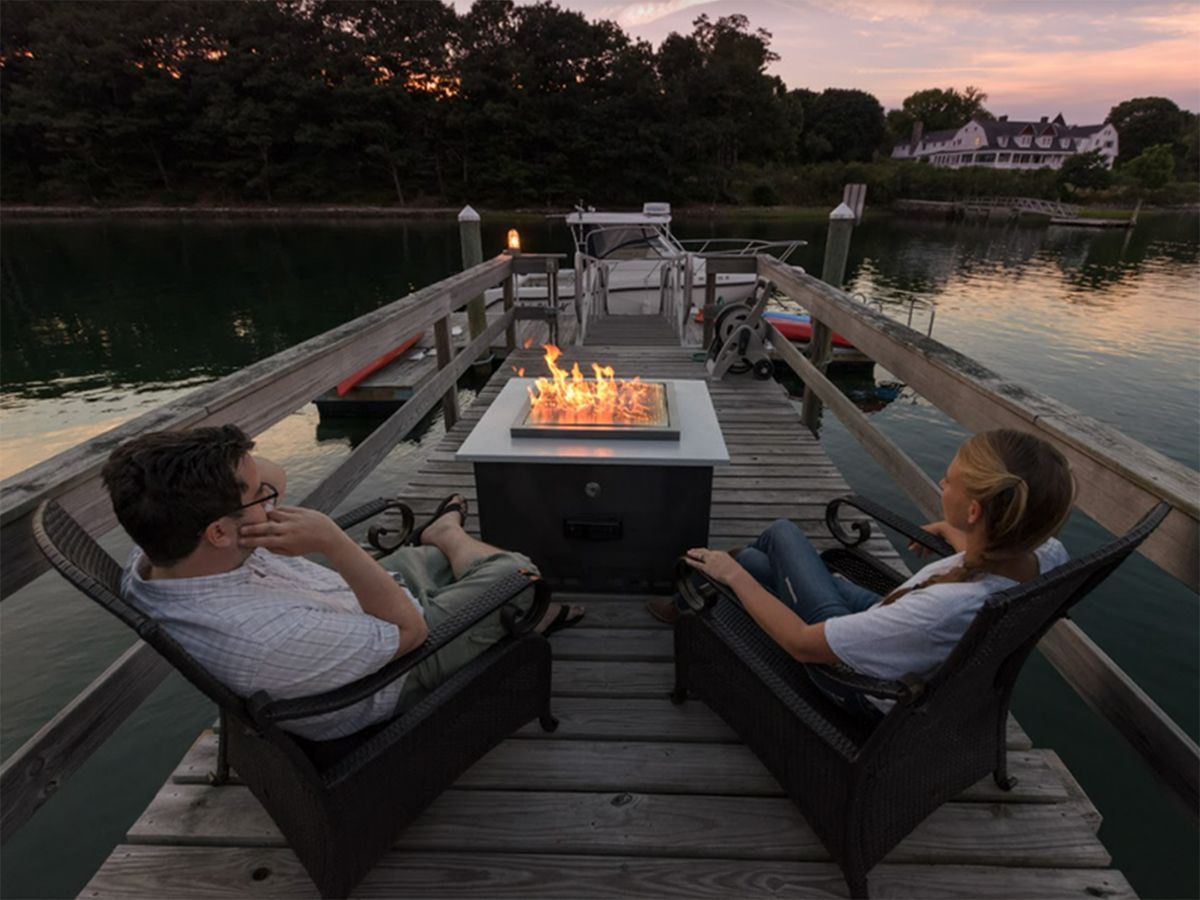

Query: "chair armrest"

xmin=825 ymin=494 xmax=956 ymax=558
xmin=675 ymin=556 xmax=740 ymax=612
xmin=249 ymin=571 xmax=550 ymax=724
xmin=332 ymin=498 xmax=415 ymax=559
xmin=811 ymin=663 xmax=926 ymax=705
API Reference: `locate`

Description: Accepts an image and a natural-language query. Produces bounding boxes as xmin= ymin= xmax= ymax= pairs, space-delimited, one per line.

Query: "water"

xmin=2 ymin=212 xmax=1196 ymax=898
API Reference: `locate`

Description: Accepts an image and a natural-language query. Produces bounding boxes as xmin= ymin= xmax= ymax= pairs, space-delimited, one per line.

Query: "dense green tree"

xmin=8 ymin=0 xmax=1083 ymax=207
xmin=1121 ymin=143 xmax=1175 ymax=189
xmin=1180 ymin=110 xmax=1200 ymax=182
xmin=1056 ymin=149 xmax=1111 ymax=197
xmin=805 ymin=88 xmax=886 ymax=162
xmin=886 ymin=86 xmax=991 ymax=144
xmin=1106 ymin=97 xmax=1185 ymax=166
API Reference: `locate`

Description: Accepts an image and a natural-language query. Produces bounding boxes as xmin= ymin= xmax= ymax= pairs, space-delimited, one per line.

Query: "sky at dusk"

xmin=464 ymin=0 xmax=1200 ymax=124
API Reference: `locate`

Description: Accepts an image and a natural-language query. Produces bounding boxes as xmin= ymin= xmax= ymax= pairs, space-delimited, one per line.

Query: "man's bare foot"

xmin=536 ymin=603 xmax=585 ymax=636
xmin=419 ymin=493 xmax=468 ymax=546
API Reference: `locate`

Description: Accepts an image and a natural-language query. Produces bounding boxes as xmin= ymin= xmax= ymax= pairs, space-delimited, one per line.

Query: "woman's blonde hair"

xmin=883 ymin=429 xmax=1076 ymax=603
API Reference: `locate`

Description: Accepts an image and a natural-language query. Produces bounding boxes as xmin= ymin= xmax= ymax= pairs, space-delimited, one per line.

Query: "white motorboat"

xmin=485 ymin=202 xmax=805 ymax=317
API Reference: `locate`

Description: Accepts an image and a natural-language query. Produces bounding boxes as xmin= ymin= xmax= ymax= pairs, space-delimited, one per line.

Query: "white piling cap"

xmin=458 ymin=205 xmax=481 ymax=223
xmin=830 ymin=203 xmax=856 ymax=220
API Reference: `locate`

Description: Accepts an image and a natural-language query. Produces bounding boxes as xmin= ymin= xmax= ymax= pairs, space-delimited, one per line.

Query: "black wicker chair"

xmin=672 ymin=494 xmax=1170 ymax=898
xmin=33 ymin=497 xmax=557 ymax=899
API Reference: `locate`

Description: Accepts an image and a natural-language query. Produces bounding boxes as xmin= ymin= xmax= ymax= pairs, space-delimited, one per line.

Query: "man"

xmin=101 ymin=424 xmax=583 ymax=741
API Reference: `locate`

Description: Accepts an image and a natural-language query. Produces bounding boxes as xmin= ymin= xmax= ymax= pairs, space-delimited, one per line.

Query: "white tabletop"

xmin=456 ymin=378 xmax=729 ymax=467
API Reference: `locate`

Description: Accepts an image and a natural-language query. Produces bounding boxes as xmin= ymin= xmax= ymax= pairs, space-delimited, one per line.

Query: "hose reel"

xmin=705 ymin=279 xmax=776 ymax=380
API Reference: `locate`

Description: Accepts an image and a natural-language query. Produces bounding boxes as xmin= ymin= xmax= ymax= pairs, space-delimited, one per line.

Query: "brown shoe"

xmin=645 ymin=596 xmax=681 ymax=625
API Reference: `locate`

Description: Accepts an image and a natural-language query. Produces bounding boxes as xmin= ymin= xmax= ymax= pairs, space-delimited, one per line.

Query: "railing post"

xmin=702 ymin=269 xmax=718 ymax=348
xmin=546 ymin=257 xmax=559 ymax=346
xmin=801 ymin=202 xmax=856 ymax=434
xmin=681 ymin=255 xmax=694 ymax=340
xmin=433 ymin=314 xmax=459 ymax=430
xmin=502 ymin=270 xmax=516 ymax=352
xmin=458 ymin=205 xmax=490 ymax=370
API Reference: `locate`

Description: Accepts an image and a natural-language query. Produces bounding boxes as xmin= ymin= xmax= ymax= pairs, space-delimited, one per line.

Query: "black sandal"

xmin=541 ymin=604 xmax=585 ymax=637
xmin=410 ymin=494 xmax=469 ymax=545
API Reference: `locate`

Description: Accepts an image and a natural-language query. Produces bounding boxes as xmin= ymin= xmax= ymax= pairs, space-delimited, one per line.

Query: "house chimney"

xmin=1040 ymin=116 xmax=1048 ymax=123
xmin=998 ymin=115 xmax=1008 ymax=123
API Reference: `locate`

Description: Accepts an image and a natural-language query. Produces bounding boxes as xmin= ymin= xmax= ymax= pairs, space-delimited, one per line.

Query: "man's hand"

xmin=683 ymin=548 xmax=745 ymax=586
xmin=241 ymin=505 xmax=428 ymax=656
xmin=239 ymin=507 xmax=349 ymax=557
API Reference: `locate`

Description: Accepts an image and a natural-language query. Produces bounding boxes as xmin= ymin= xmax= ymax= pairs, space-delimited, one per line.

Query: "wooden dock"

xmin=79 ymin=328 xmax=1132 ymax=899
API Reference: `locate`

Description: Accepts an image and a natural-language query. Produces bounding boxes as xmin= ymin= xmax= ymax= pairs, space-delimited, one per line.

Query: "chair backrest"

xmin=33 ymin=500 xmax=251 ymax=716
xmin=899 ymin=502 xmax=1171 ymax=724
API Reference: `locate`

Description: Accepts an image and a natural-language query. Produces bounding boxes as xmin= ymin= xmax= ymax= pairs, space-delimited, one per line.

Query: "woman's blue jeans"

xmin=707 ymin=518 xmax=884 ymax=721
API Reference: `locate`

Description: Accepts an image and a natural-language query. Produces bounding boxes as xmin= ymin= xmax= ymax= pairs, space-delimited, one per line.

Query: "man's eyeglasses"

xmin=230 ymin=482 xmax=278 ymax=516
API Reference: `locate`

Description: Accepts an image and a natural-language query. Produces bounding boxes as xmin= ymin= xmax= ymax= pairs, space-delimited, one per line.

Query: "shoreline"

xmin=4 ymin=202 xmax=1191 ymax=221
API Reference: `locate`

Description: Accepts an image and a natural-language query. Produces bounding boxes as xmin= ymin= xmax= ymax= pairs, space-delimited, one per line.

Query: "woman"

xmin=676 ymin=429 xmax=1075 ymax=718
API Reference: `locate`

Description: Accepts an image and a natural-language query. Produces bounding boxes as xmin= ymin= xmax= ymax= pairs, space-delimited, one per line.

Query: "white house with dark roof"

xmin=892 ymin=114 xmax=1118 ymax=170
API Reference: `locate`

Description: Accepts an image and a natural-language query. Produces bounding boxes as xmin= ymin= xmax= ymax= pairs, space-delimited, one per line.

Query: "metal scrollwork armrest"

xmin=332 ymin=498 xmax=415 ymax=559
xmin=825 ymin=495 xmax=955 ymax=558
xmin=500 ymin=572 xmax=552 ymax=636
xmin=814 ymin=662 xmax=927 ymax=705
xmin=675 ymin=557 xmax=740 ymax=613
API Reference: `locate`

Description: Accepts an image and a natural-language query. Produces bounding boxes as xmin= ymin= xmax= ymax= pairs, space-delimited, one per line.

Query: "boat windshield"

xmin=577 ymin=225 xmax=680 ymax=260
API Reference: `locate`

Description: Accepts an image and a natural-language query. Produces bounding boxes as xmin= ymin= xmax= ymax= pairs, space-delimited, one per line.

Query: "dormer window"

xmin=1060 ymin=138 xmax=1069 ymax=148
xmin=998 ymin=136 xmax=1008 ymax=147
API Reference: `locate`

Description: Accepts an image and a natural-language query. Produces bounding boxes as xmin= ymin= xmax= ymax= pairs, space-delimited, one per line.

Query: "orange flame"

xmin=526 ymin=345 xmax=660 ymax=426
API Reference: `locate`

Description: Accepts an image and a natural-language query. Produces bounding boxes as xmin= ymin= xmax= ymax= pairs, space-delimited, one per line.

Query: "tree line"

xmin=1 ymin=0 xmax=1195 ymax=207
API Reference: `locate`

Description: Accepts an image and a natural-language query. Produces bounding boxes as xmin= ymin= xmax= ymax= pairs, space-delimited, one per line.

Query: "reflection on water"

xmin=1 ymin=213 xmax=1197 ymax=900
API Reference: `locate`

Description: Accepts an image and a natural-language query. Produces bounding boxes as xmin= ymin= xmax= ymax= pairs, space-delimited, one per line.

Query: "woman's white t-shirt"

xmin=823 ymin=539 xmax=1068 ymax=685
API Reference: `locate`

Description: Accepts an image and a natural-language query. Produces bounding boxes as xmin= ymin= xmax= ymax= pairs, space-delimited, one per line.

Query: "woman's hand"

xmin=239 ymin=506 xmax=348 ymax=557
xmin=683 ymin=547 xmax=745 ymax=587
xmin=909 ymin=520 xmax=966 ymax=557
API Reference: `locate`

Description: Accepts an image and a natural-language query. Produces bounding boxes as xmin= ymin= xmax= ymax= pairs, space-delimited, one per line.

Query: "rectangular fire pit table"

xmin=456 ymin=377 xmax=729 ymax=592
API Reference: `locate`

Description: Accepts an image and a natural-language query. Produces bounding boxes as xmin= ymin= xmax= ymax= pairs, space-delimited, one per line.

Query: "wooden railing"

xmin=755 ymin=254 xmax=1199 ymax=818
xmin=0 ymin=252 xmax=565 ymax=842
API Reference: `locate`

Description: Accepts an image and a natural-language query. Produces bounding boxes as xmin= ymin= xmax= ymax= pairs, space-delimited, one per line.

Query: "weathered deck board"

xmin=128 ymin=784 xmax=1106 ymax=867
xmin=82 ymin=847 xmax=1136 ymax=899
xmin=173 ymin=731 xmax=1070 ymax=804
xmin=83 ymin=335 xmax=1126 ymax=899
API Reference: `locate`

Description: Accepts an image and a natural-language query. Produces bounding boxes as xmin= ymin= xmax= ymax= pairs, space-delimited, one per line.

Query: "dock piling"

xmin=801 ymin=202 xmax=855 ymax=432
xmin=459 ymin=206 xmax=490 ymax=370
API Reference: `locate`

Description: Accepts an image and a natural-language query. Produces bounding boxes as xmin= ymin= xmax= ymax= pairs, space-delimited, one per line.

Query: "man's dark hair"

xmin=101 ymin=425 xmax=256 ymax=566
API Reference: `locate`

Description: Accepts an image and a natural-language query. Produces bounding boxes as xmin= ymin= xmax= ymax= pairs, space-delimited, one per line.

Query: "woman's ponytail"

xmin=882 ymin=430 xmax=1074 ymax=604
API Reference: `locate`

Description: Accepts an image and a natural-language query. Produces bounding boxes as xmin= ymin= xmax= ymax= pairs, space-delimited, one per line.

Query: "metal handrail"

xmin=677 ymin=238 xmax=805 ymax=264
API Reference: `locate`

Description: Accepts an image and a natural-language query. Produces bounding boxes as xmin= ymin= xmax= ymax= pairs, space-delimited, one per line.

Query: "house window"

xmin=998 ymin=153 xmax=1010 ymax=163
xmin=998 ymin=137 xmax=1008 ymax=147
xmin=1105 ymin=141 xmax=1113 ymax=148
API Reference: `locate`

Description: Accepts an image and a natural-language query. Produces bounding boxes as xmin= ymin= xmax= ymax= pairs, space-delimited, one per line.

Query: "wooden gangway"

xmin=3 ymin=237 xmax=1195 ymax=899
xmin=79 ymin=343 xmax=1132 ymax=899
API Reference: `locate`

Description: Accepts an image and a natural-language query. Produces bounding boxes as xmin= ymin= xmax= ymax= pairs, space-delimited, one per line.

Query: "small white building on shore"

xmin=892 ymin=114 xmax=1118 ymax=170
